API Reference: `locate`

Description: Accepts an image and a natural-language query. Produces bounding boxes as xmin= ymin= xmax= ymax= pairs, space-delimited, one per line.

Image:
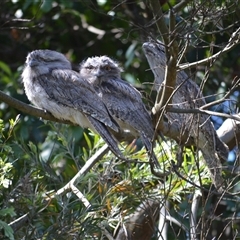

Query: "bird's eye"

xmin=105 ymin=65 xmax=111 ymax=71
xmin=86 ymin=65 xmax=94 ymax=70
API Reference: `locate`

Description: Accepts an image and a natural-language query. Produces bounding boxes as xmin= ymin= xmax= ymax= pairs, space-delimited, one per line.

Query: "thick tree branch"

xmin=217 ymin=115 xmax=240 ymax=150
xmin=149 ymin=0 xmax=178 ymax=105
xmin=0 ymin=90 xmax=143 ymax=143
xmin=0 ymin=90 xmax=72 ymax=125
xmin=190 ymin=190 xmax=201 ymax=240
xmin=158 ymin=201 xmax=167 ymax=240
xmin=149 ymin=0 xmax=180 ymax=145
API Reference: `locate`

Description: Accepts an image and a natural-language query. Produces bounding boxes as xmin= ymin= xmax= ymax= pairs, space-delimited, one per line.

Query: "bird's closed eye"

xmin=86 ymin=65 xmax=94 ymax=70
xmin=38 ymin=56 xmax=52 ymax=62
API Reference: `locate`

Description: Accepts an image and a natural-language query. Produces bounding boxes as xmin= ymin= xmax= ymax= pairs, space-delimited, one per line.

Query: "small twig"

xmin=172 ymin=0 xmax=192 ymax=13
xmin=166 ymin=214 xmax=188 ymax=232
xmin=172 ymin=164 xmax=209 ymax=192
xmin=9 ymin=213 xmax=30 ymax=231
xmin=177 ymin=37 xmax=190 ymax=66
xmin=149 ymin=0 xmax=169 ymax=45
xmin=200 ymin=77 xmax=240 ymax=110
xmin=179 ymin=27 xmax=240 ymax=70
xmin=167 ymin=107 xmax=240 ymax=122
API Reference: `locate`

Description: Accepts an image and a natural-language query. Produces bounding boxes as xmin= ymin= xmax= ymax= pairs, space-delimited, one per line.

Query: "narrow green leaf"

xmin=0 ymin=220 xmax=14 ymax=240
xmin=0 ymin=207 xmax=16 ymax=217
xmin=0 ymin=61 xmax=11 ymax=76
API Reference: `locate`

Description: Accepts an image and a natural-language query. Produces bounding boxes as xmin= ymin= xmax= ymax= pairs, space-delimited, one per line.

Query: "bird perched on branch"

xmin=142 ymin=41 xmax=229 ymax=190
xmin=21 ymin=49 xmax=124 ymax=159
xmin=80 ymin=56 xmax=165 ymax=177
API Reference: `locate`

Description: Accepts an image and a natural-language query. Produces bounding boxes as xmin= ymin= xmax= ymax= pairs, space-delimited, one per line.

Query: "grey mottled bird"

xmin=80 ymin=56 xmax=164 ymax=176
xmin=143 ymin=41 xmax=229 ymax=190
xmin=22 ymin=49 xmax=124 ymax=159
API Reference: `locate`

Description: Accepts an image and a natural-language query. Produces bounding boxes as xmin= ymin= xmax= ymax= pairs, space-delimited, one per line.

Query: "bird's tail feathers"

xmin=108 ymin=115 xmax=120 ymax=133
xmin=87 ymin=116 xmax=125 ymax=160
xmin=141 ymin=133 xmax=169 ymax=178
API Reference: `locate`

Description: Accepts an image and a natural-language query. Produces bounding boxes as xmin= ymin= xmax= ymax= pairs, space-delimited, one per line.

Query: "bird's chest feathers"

xmin=92 ymin=81 xmax=114 ymax=98
xmin=22 ymin=69 xmax=51 ymax=110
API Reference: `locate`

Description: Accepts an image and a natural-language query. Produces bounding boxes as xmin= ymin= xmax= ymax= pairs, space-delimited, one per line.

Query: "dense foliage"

xmin=0 ymin=1 xmax=240 ymax=239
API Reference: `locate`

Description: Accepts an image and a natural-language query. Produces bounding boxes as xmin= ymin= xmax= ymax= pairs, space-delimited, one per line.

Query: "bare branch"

xmin=190 ymin=190 xmax=201 ymax=240
xmin=158 ymin=202 xmax=167 ymax=240
xmin=9 ymin=213 xmax=30 ymax=232
xmin=46 ymin=144 xmax=113 ymax=239
xmin=173 ymin=0 xmax=192 ymax=13
xmin=200 ymin=77 xmax=240 ymax=110
xmin=149 ymin=0 xmax=169 ymax=44
xmin=179 ymin=27 xmax=240 ymax=70
xmin=48 ymin=143 xmax=109 ymax=199
xmin=149 ymin=0 xmax=179 ymax=110
xmin=167 ymin=107 xmax=240 ymax=122
xmin=0 ymin=90 xmax=73 ymax=125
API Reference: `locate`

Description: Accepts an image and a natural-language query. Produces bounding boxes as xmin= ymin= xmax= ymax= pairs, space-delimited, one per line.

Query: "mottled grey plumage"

xmin=143 ymin=41 xmax=229 ymax=190
xmin=22 ymin=50 xmax=124 ymax=158
xmin=80 ymin=56 xmax=163 ymax=174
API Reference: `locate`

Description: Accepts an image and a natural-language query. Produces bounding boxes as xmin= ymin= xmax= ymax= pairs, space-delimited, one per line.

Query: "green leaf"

xmin=0 ymin=61 xmax=11 ymax=76
xmin=28 ymin=141 xmax=37 ymax=154
xmin=0 ymin=207 xmax=16 ymax=217
xmin=23 ymin=0 xmax=33 ymax=10
xmin=0 ymin=220 xmax=14 ymax=240
xmin=125 ymin=42 xmax=137 ymax=68
xmin=41 ymin=0 xmax=53 ymax=13
xmin=51 ymin=152 xmax=65 ymax=163
xmin=84 ymin=132 xmax=92 ymax=150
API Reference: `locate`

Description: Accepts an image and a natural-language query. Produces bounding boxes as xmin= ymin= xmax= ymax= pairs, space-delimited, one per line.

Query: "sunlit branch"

xmin=179 ymin=27 xmax=240 ymax=70
xmin=0 ymin=90 xmax=72 ymax=125
xmin=47 ymin=144 xmax=109 ymax=199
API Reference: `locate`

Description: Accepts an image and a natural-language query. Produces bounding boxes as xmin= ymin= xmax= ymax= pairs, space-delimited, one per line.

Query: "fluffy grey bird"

xmin=80 ymin=56 xmax=164 ymax=176
xmin=142 ymin=41 xmax=229 ymax=190
xmin=22 ymin=49 xmax=124 ymax=159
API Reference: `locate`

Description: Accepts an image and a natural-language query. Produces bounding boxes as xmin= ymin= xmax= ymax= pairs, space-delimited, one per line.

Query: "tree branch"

xmin=0 ymin=90 xmax=72 ymax=125
xmin=167 ymin=107 xmax=240 ymax=122
xmin=217 ymin=115 xmax=240 ymax=150
xmin=190 ymin=190 xmax=201 ymax=240
xmin=149 ymin=0 xmax=169 ymax=44
xmin=179 ymin=26 xmax=240 ymax=70
xmin=149 ymin=0 xmax=180 ymax=141
xmin=47 ymin=143 xmax=109 ymax=199
xmin=173 ymin=0 xmax=192 ymax=13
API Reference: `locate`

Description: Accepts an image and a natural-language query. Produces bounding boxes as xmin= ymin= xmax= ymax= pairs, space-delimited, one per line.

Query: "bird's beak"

xmin=94 ymin=68 xmax=104 ymax=78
